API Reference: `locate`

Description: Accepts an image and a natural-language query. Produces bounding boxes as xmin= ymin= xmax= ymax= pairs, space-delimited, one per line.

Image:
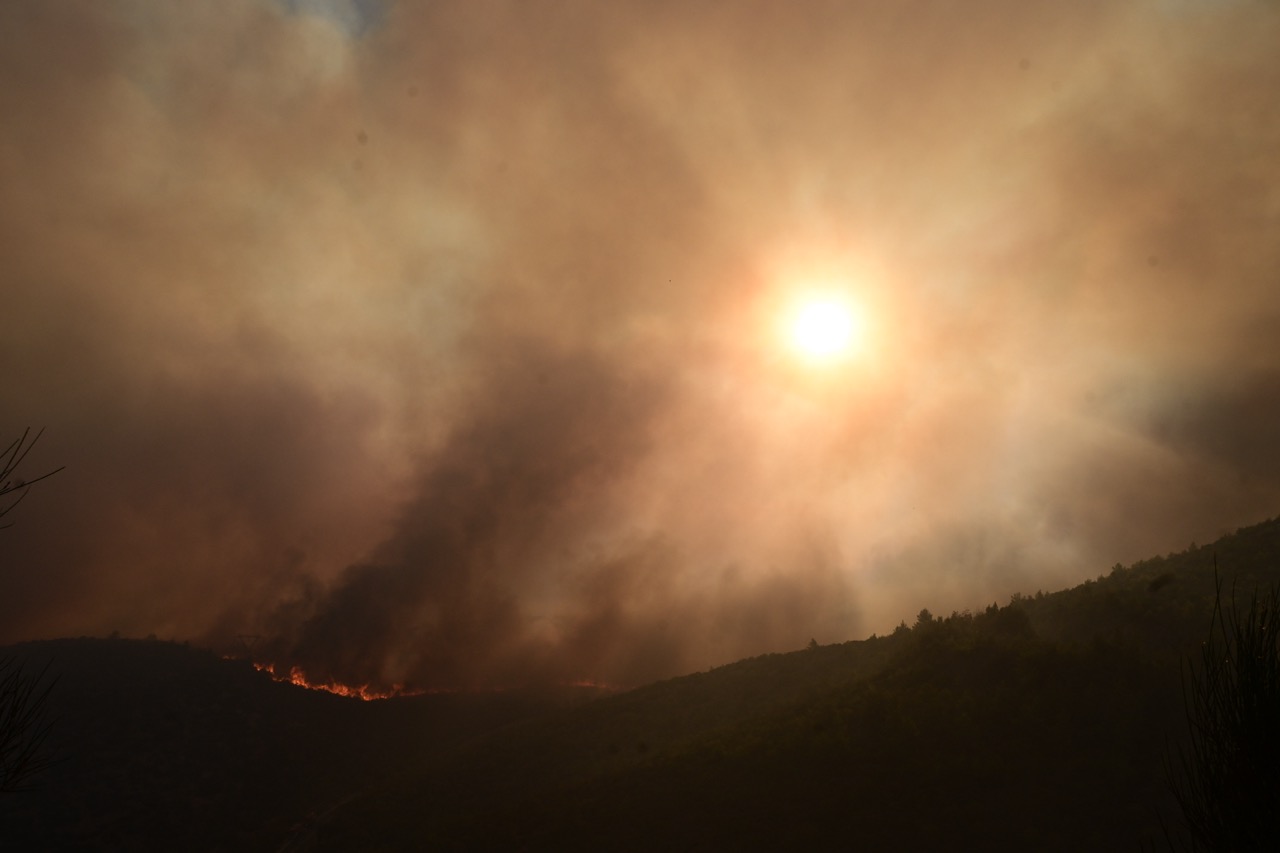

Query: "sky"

xmin=3 ymin=0 xmax=1279 ymax=690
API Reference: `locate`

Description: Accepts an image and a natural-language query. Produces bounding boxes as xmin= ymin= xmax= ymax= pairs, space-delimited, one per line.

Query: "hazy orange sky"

xmin=3 ymin=0 xmax=1279 ymax=689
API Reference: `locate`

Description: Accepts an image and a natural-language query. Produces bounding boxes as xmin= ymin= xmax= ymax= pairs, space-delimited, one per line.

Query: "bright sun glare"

xmin=786 ymin=294 xmax=864 ymax=363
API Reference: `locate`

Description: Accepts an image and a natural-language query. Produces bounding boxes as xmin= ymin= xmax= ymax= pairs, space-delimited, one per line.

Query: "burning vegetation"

xmin=251 ymin=662 xmax=426 ymax=702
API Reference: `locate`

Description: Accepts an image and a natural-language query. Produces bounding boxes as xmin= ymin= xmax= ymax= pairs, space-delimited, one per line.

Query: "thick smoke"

xmin=3 ymin=0 xmax=1280 ymax=688
xmin=263 ymin=339 xmax=673 ymax=687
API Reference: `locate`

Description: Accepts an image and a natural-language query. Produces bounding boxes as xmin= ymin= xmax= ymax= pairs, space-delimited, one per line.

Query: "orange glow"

xmin=252 ymin=662 xmax=427 ymax=701
xmin=560 ymin=678 xmax=624 ymax=691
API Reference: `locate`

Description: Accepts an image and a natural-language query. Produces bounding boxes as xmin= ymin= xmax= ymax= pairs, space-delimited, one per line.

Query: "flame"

xmin=252 ymin=662 xmax=427 ymax=701
xmin=239 ymin=660 xmax=626 ymax=698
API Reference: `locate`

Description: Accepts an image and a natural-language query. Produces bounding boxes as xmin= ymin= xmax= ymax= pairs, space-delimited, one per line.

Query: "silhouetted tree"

xmin=0 ymin=428 xmax=61 ymax=792
xmin=1166 ymin=572 xmax=1280 ymax=851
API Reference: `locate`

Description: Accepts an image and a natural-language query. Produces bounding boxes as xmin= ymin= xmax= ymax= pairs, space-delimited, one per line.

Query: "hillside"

xmin=319 ymin=607 xmax=1179 ymax=850
xmin=319 ymin=517 xmax=1280 ymax=851
xmin=4 ymin=516 xmax=1279 ymax=850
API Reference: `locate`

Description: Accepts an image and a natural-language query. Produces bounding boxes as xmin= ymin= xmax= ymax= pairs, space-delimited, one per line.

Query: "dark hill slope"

xmin=323 ymin=607 xmax=1181 ymax=851
xmin=321 ymin=516 xmax=1280 ymax=851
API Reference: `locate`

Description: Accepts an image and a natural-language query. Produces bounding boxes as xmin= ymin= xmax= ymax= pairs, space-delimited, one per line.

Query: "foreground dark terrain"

xmin=0 ymin=642 xmax=592 ymax=850
xmin=6 ymin=517 xmax=1280 ymax=851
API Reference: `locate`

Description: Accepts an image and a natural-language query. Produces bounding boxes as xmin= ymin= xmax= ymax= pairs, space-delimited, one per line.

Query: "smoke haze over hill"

xmin=3 ymin=0 xmax=1280 ymax=688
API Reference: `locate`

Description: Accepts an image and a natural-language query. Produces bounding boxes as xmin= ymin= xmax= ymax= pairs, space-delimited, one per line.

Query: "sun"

xmin=784 ymin=293 xmax=864 ymax=363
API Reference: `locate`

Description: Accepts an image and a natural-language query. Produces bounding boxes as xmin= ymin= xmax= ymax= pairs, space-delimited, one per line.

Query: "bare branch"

xmin=0 ymin=427 xmax=64 ymax=529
